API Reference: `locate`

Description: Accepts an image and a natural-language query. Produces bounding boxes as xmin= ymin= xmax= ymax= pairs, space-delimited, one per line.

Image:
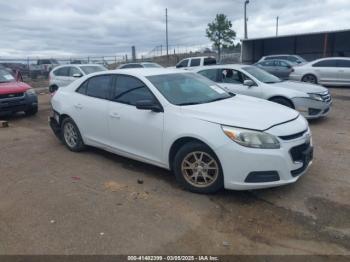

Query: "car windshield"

xmin=0 ymin=69 xmax=15 ymax=83
xmin=147 ymin=73 xmax=232 ymax=106
xmin=80 ymin=66 xmax=106 ymax=75
xmin=243 ymin=66 xmax=283 ymax=84
xmin=143 ymin=63 xmax=163 ymax=68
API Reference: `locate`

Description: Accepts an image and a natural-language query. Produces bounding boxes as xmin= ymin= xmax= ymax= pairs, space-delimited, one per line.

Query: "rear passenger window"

xmin=113 ymin=75 xmax=155 ymax=106
xmin=313 ymin=60 xmax=337 ymax=67
xmin=198 ymin=69 xmax=218 ymax=82
xmin=190 ymin=59 xmax=201 ymax=67
xmin=337 ymin=60 xmax=350 ymax=68
xmin=203 ymin=58 xmax=216 ymax=66
xmin=85 ymin=75 xmax=112 ymax=99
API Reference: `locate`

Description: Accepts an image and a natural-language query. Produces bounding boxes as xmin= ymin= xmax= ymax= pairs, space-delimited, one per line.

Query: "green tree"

xmin=206 ymin=14 xmax=236 ymax=61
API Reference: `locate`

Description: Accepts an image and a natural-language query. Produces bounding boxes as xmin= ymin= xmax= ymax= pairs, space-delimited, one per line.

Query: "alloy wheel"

xmin=181 ymin=151 xmax=219 ymax=188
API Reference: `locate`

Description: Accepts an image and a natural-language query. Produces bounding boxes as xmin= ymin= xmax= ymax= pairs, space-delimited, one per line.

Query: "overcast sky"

xmin=0 ymin=0 xmax=349 ymax=58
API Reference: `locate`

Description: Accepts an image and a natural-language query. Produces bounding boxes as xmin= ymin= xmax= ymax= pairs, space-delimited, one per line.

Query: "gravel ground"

xmin=0 ymin=88 xmax=349 ymax=255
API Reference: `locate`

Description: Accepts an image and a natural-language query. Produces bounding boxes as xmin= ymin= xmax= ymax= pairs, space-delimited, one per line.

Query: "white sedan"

xmin=50 ymin=69 xmax=312 ymax=193
xmin=195 ymin=65 xmax=332 ymax=119
xmin=289 ymin=57 xmax=350 ymax=86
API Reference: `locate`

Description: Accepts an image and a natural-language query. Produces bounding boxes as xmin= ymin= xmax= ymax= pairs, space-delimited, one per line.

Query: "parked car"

xmin=29 ymin=59 xmax=60 ymax=77
xmin=255 ymin=59 xmax=294 ymax=79
xmin=50 ymin=68 xmax=312 ymax=193
xmin=0 ymin=69 xmax=38 ymax=116
xmin=258 ymin=55 xmax=307 ymax=65
xmin=49 ymin=64 xmax=107 ymax=93
xmin=175 ymin=56 xmax=217 ymax=69
xmin=289 ymin=57 xmax=350 ymax=86
xmin=118 ymin=62 xmax=163 ymax=69
xmin=195 ymin=65 xmax=332 ymax=119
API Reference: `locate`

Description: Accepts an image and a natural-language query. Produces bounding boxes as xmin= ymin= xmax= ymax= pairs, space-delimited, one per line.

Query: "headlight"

xmin=308 ymin=93 xmax=323 ymax=101
xmin=222 ymin=126 xmax=280 ymax=149
xmin=25 ymin=88 xmax=36 ymax=95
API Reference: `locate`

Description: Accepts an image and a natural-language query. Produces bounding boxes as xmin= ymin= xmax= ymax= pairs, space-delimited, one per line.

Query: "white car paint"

xmin=289 ymin=57 xmax=350 ymax=86
xmin=51 ymin=68 xmax=312 ymax=191
xmin=49 ymin=64 xmax=107 ymax=90
xmin=194 ymin=64 xmax=332 ymax=119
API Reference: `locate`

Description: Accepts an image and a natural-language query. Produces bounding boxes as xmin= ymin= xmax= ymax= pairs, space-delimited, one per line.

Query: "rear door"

xmin=275 ymin=60 xmax=292 ymax=79
xmin=312 ymin=59 xmax=338 ymax=84
xmin=108 ymin=75 xmax=164 ymax=164
xmin=72 ymin=75 xmax=112 ymax=146
xmin=336 ymin=59 xmax=350 ymax=85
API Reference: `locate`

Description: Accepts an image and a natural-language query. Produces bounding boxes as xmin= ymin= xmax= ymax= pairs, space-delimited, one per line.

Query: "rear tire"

xmin=173 ymin=142 xmax=224 ymax=194
xmin=302 ymin=74 xmax=318 ymax=84
xmin=61 ymin=118 xmax=85 ymax=152
xmin=270 ymin=97 xmax=294 ymax=109
xmin=25 ymin=106 xmax=38 ymax=116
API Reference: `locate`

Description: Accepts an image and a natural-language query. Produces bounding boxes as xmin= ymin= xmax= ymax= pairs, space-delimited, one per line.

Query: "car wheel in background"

xmin=302 ymin=74 xmax=318 ymax=84
xmin=270 ymin=97 xmax=294 ymax=109
xmin=173 ymin=142 xmax=224 ymax=194
xmin=49 ymin=85 xmax=59 ymax=93
xmin=61 ymin=118 xmax=85 ymax=152
xmin=25 ymin=106 xmax=38 ymax=116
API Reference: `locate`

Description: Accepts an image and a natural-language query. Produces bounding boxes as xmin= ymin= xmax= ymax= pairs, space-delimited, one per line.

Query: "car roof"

xmin=54 ymin=64 xmax=103 ymax=69
xmin=84 ymin=68 xmax=191 ymax=78
xmin=315 ymin=57 xmax=350 ymax=61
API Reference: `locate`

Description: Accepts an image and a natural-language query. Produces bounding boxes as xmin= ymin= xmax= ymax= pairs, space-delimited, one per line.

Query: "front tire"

xmin=173 ymin=142 xmax=224 ymax=194
xmin=61 ymin=118 xmax=85 ymax=152
xmin=25 ymin=106 xmax=38 ymax=116
xmin=302 ymin=74 xmax=318 ymax=84
xmin=49 ymin=85 xmax=59 ymax=93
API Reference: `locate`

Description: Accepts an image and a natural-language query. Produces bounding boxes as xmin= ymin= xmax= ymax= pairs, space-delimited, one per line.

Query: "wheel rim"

xmin=303 ymin=75 xmax=316 ymax=83
xmin=181 ymin=151 xmax=219 ymax=188
xmin=63 ymin=122 xmax=78 ymax=148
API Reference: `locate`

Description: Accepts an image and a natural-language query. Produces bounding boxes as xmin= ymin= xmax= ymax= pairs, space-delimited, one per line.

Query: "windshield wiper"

xmin=177 ymin=102 xmax=204 ymax=106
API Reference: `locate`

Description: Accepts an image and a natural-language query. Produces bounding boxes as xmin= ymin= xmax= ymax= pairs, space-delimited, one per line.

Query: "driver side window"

xmin=113 ymin=75 xmax=155 ymax=106
xmin=220 ymin=69 xmax=243 ymax=84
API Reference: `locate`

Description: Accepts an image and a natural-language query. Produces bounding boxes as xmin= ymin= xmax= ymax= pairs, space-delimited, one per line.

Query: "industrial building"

xmin=241 ymin=29 xmax=350 ymax=64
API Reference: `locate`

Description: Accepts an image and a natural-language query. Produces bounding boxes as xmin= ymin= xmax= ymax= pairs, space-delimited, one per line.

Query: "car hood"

xmin=180 ymin=95 xmax=299 ymax=131
xmin=270 ymin=80 xmax=328 ymax=94
xmin=0 ymin=81 xmax=31 ymax=95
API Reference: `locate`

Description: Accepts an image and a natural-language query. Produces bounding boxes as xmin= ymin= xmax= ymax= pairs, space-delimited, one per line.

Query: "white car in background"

xmin=289 ymin=57 xmax=350 ymax=86
xmin=50 ymin=69 xmax=312 ymax=193
xmin=175 ymin=56 xmax=217 ymax=69
xmin=195 ymin=65 xmax=332 ymax=119
xmin=49 ymin=64 xmax=107 ymax=93
xmin=118 ymin=62 xmax=163 ymax=69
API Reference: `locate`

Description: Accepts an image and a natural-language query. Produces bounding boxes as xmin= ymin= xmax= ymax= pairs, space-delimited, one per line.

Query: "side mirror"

xmin=73 ymin=73 xmax=83 ymax=78
xmin=243 ymin=79 xmax=255 ymax=87
xmin=136 ymin=100 xmax=163 ymax=113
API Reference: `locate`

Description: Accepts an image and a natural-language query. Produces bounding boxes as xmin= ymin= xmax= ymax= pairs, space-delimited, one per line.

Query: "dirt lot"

xmin=0 ymin=88 xmax=349 ymax=255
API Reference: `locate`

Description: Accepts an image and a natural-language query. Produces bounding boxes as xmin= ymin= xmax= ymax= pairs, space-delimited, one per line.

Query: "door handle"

xmin=74 ymin=104 xmax=83 ymax=110
xmin=109 ymin=112 xmax=120 ymax=119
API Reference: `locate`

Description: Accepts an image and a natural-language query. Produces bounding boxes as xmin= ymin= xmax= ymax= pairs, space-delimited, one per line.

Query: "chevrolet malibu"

xmin=50 ymin=69 xmax=313 ymax=193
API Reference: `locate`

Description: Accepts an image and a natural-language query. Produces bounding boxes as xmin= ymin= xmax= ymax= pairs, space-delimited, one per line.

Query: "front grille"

xmin=290 ymin=142 xmax=313 ymax=177
xmin=290 ymin=143 xmax=310 ymax=162
xmin=0 ymin=92 xmax=24 ymax=99
xmin=279 ymin=130 xmax=307 ymax=141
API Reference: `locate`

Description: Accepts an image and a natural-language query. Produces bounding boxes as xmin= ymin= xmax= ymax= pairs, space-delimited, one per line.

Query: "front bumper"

xmin=292 ymin=97 xmax=332 ymax=119
xmin=0 ymin=93 xmax=38 ymax=116
xmin=216 ymin=127 xmax=313 ymax=191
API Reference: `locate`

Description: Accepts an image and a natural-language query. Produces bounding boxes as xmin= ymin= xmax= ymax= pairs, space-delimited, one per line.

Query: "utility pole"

xmin=276 ymin=16 xmax=279 ymax=37
xmin=166 ymin=8 xmax=169 ymax=59
xmin=244 ymin=0 xmax=250 ymax=39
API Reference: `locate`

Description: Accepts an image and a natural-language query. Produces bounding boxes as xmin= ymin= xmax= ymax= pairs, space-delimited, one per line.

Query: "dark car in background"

xmin=255 ymin=59 xmax=295 ymax=79
xmin=258 ymin=55 xmax=307 ymax=65
xmin=0 ymin=69 xmax=38 ymax=116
